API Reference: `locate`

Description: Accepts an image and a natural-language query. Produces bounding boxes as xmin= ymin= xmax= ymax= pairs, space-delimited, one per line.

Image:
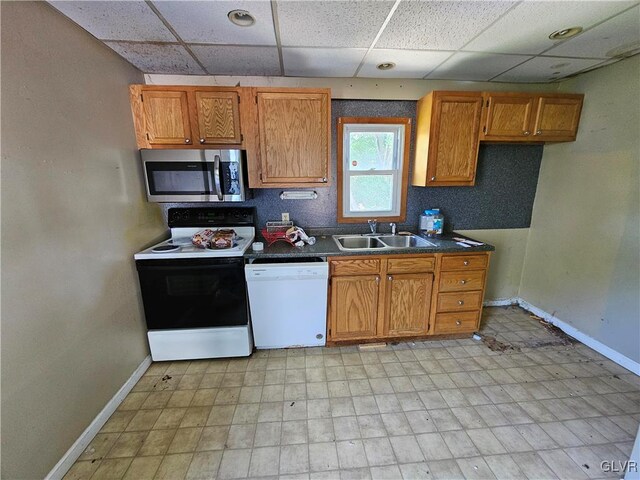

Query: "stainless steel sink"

xmin=378 ymin=235 xmax=435 ymax=248
xmin=335 ymin=236 xmax=385 ymax=250
xmin=333 ymin=234 xmax=436 ymax=251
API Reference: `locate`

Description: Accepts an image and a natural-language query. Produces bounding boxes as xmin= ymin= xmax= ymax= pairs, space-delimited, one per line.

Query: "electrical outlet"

xmin=281 ymin=212 xmax=290 ymax=222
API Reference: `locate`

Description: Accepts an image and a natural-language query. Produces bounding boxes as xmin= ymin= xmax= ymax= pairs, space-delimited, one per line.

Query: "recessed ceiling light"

xmin=377 ymin=62 xmax=396 ymax=71
xmin=549 ymin=27 xmax=583 ymax=40
xmin=228 ymin=9 xmax=255 ymax=27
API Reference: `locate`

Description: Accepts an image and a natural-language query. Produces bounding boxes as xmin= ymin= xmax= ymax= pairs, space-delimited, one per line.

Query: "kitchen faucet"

xmin=390 ymin=223 xmax=397 ymax=235
xmin=367 ymin=219 xmax=377 ymax=234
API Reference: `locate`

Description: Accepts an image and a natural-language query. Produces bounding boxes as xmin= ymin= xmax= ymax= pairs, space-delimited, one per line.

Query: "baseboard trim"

xmin=486 ymin=296 xmax=640 ymax=375
xmin=45 ymin=355 xmax=152 ymax=480
xmin=516 ymin=299 xmax=640 ymax=375
xmin=483 ymin=297 xmax=519 ymax=307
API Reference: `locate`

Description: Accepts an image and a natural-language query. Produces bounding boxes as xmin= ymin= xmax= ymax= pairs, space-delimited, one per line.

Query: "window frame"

xmin=337 ymin=116 xmax=412 ymax=224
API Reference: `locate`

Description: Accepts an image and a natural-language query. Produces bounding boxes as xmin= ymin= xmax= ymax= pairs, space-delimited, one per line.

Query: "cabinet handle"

xmin=463 ymin=260 xmax=469 ymax=266
xmin=185 ymin=138 xmax=191 ymax=144
xmin=430 ymin=176 xmax=436 ymax=181
xmin=460 ymin=279 xmax=467 ymax=285
xmin=523 ymin=131 xmax=531 ymax=136
xmin=322 ymin=177 xmax=327 ymax=183
xmin=388 ymin=275 xmax=393 ymax=281
xmin=199 ymin=138 xmax=205 ymax=144
xmin=535 ymin=130 xmax=542 ymax=135
xmin=456 ymin=320 xmax=462 ymax=326
xmin=458 ymin=300 xmax=464 ymax=305
xmin=375 ymin=276 xmax=380 ymax=285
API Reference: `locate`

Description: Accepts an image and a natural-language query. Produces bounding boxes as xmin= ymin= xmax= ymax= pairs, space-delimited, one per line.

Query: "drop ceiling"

xmin=49 ymin=0 xmax=640 ymax=83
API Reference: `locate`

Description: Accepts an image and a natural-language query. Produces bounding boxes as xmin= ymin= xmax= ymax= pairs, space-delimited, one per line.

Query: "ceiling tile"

xmin=427 ymin=52 xmax=532 ymax=81
xmin=376 ymin=1 xmax=516 ymax=50
xmin=104 ymin=43 xmax=205 ymax=74
xmin=282 ymin=48 xmax=366 ymax=77
xmin=191 ymin=45 xmax=281 ymax=76
xmin=276 ymin=0 xmax=395 ymax=47
xmin=545 ymin=5 xmax=640 ymax=59
xmin=465 ymin=1 xmax=637 ymax=55
xmin=358 ymin=49 xmax=453 ymax=78
xmin=152 ymin=1 xmax=276 ymax=45
xmin=48 ymin=1 xmax=175 ymax=42
xmin=491 ymin=56 xmax=606 ymax=82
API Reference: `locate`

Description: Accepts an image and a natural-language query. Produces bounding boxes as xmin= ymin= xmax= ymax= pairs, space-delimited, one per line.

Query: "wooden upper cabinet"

xmin=532 ymin=94 xmax=583 ymax=141
xmin=482 ymin=93 xmax=535 ymax=139
xmin=383 ymin=273 xmax=433 ymax=337
xmin=412 ymin=91 xmax=483 ymax=187
xmin=194 ymin=91 xmax=241 ymax=145
xmin=329 ymin=275 xmax=379 ymax=340
xmin=129 ymin=85 xmax=243 ymax=149
xmin=481 ymin=92 xmax=584 ymax=142
xmin=141 ymin=90 xmax=193 ymax=146
xmin=255 ymin=89 xmax=330 ymax=187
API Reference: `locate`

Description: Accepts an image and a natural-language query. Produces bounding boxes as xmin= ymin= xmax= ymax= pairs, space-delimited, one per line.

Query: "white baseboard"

xmin=516 ymin=299 xmax=640 ymax=375
xmin=45 ymin=355 xmax=152 ymax=480
xmin=484 ymin=297 xmax=519 ymax=307
xmin=486 ymin=296 xmax=640 ymax=375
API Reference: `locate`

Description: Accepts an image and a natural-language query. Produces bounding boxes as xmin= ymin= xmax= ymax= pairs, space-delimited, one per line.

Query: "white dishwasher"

xmin=245 ymin=258 xmax=329 ymax=349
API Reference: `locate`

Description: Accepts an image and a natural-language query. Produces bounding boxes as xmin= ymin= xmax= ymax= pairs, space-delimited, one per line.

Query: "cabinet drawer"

xmin=434 ymin=311 xmax=480 ymax=334
xmin=437 ymin=291 xmax=483 ymax=312
xmin=387 ymin=256 xmax=435 ymax=274
xmin=441 ymin=254 xmax=488 ymax=271
xmin=330 ymin=258 xmax=381 ymax=276
xmin=439 ymin=270 xmax=485 ymax=292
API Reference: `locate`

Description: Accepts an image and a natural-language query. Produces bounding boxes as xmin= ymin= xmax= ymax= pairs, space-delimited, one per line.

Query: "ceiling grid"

xmin=47 ymin=0 xmax=640 ymax=83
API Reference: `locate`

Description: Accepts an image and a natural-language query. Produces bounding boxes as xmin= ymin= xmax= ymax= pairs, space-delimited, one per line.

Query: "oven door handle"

xmin=213 ymin=154 xmax=223 ymax=201
xmin=137 ymin=263 xmax=240 ymax=272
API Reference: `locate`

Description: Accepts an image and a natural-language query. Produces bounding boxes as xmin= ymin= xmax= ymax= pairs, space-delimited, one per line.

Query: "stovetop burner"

xmin=151 ymin=245 xmax=181 ymax=253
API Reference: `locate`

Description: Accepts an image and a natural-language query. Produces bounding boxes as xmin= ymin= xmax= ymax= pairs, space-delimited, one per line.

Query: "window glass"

xmin=349 ymin=175 xmax=394 ymax=212
xmin=339 ymin=121 xmax=409 ymax=221
xmin=348 ymin=131 xmax=397 ymax=171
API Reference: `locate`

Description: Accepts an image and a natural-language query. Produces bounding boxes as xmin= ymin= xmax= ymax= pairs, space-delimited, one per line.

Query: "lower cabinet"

xmin=330 ymin=275 xmax=380 ymax=341
xmin=384 ymin=273 xmax=433 ymax=336
xmin=327 ymin=252 xmax=490 ymax=344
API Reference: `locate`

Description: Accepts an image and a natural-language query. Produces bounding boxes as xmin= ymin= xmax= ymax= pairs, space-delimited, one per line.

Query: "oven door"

xmin=136 ymin=258 xmax=248 ymax=330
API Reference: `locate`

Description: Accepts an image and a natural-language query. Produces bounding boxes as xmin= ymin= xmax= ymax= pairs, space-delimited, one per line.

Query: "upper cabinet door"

xmin=194 ymin=91 xmax=241 ymax=145
xmin=413 ymin=91 xmax=483 ymax=187
xmin=482 ymin=93 xmax=536 ymax=140
xmin=531 ymin=94 xmax=584 ymax=141
xmin=256 ymin=90 xmax=330 ymax=186
xmin=142 ymin=90 xmax=193 ymax=146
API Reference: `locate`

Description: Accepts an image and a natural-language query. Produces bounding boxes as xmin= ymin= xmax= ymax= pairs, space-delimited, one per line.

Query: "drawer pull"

xmin=460 ymin=279 xmax=466 ymax=284
xmin=463 ymin=260 xmax=469 ymax=266
xmin=388 ymin=275 xmax=393 ymax=281
xmin=376 ymin=275 xmax=380 ymax=285
xmin=458 ymin=300 xmax=464 ymax=305
xmin=456 ymin=320 xmax=462 ymax=326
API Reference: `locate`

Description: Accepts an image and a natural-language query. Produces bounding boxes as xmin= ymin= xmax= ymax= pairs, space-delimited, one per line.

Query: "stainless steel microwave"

xmin=141 ymin=149 xmax=249 ymax=203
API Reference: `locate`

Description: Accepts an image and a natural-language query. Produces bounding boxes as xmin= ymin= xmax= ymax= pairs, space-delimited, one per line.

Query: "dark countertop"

xmin=244 ymin=232 xmax=495 ymax=260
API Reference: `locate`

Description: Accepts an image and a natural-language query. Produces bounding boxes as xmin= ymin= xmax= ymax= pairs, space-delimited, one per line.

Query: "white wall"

xmin=520 ymin=56 xmax=640 ymax=365
xmin=1 ymin=3 xmax=165 ymax=477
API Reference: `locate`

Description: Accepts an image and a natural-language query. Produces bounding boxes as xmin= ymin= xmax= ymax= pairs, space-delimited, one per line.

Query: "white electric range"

xmin=134 ymin=207 xmax=255 ymax=361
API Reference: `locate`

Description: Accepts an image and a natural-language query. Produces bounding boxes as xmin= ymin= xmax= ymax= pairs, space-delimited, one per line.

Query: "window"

xmin=337 ymin=117 xmax=411 ymax=223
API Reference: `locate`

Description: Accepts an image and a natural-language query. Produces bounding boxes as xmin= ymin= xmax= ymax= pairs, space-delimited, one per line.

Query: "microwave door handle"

xmin=213 ymin=154 xmax=223 ymax=201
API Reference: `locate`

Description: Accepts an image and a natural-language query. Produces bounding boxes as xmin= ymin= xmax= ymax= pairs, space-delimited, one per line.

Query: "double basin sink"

xmin=333 ymin=234 xmax=436 ymax=251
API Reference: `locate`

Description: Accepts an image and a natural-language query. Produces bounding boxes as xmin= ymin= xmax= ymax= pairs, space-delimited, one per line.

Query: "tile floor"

xmin=65 ymin=306 xmax=640 ymax=480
